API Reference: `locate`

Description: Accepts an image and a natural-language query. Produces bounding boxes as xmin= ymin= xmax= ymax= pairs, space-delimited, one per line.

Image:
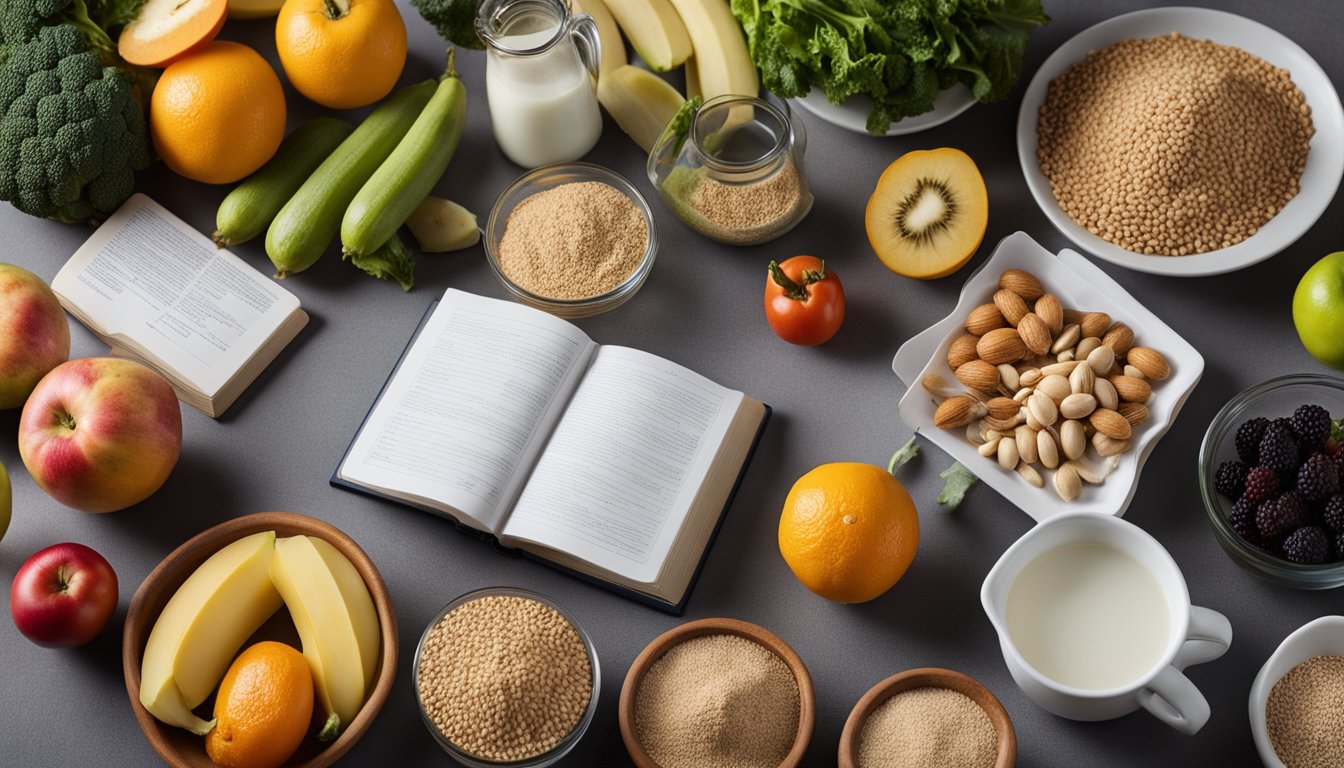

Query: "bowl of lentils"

xmin=485 ymin=163 xmax=658 ymax=319
xmin=618 ymin=617 xmax=815 ymax=768
xmin=414 ymin=587 xmax=599 ymax=767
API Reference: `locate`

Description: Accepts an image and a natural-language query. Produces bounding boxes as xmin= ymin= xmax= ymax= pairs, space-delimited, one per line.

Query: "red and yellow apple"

xmin=11 ymin=542 xmax=119 ymax=647
xmin=0 ymin=264 xmax=70 ymax=410
xmin=19 ymin=357 xmax=182 ymax=513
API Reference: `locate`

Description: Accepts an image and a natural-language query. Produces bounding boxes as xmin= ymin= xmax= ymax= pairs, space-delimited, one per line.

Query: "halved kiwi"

xmin=865 ymin=148 xmax=988 ymax=279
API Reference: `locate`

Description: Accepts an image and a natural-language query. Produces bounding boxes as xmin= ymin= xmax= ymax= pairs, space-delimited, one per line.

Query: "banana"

xmin=271 ymin=535 xmax=369 ymax=741
xmin=307 ymin=536 xmax=381 ymax=692
xmin=405 ymin=197 xmax=480 ymax=253
xmin=604 ymin=0 xmax=692 ymax=72
xmin=598 ymin=65 xmax=686 ymax=152
xmin=664 ymin=0 xmax=757 ymax=99
xmin=570 ymin=0 xmax=626 ymax=76
xmin=140 ymin=531 xmax=283 ymax=735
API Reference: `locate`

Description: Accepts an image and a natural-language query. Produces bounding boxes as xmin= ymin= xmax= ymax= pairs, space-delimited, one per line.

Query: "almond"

xmin=1016 ymin=462 xmax=1044 ymax=488
xmin=1060 ymin=419 xmax=1086 ymax=460
xmin=1102 ymin=323 xmax=1136 ymax=357
xmin=994 ymin=289 xmax=1030 ymax=327
xmin=1080 ymin=312 xmax=1112 ymax=339
xmin=1040 ymin=361 xmax=1078 ymax=378
xmin=1126 ymin=347 xmax=1170 ymax=380
xmin=1019 ymin=368 xmax=1043 ymax=388
xmin=1038 ymin=427 xmax=1060 ymax=469
xmin=1093 ymin=377 xmax=1119 ymax=410
xmin=1075 ymin=336 xmax=1102 ymax=360
xmin=1054 ymin=462 xmax=1081 ymax=501
xmin=977 ymin=328 xmax=1027 ymax=365
xmin=999 ymin=268 xmax=1045 ymax=301
xmin=984 ymin=397 xmax=1020 ymax=420
xmin=955 ymin=360 xmax=1000 ymax=393
xmin=1050 ymin=323 xmax=1080 ymax=354
xmin=1089 ymin=408 xmax=1132 ymax=440
xmin=1123 ymin=364 xmax=1146 ymax=380
xmin=1028 ymin=390 xmax=1059 ymax=427
xmin=947 ymin=333 xmax=981 ymax=370
xmin=966 ymin=303 xmax=1006 ymax=336
xmin=1016 ymin=425 xmax=1038 ymax=464
xmin=1086 ymin=345 xmax=1115 ymax=375
xmin=979 ymin=438 xmax=1001 ymax=458
xmin=1117 ymin=402 xmax=1149 ymax=426
xmin=1017 ymin=313 xmax=1052 ymax=356
xmin=998 ymin=435 xmax=1020 ymax=470
xmin=1109 ymin=374 xmax=1152 ymax=403
xmin=1092 ymin=432 xmax=1130 ymax=457
xmin=997 ymin=364 xmax=1021 ymax=393
xmin=1060 ymin=393 xmax=1098 ymax=420
xmin=935 ymin=394 xmax=987 ymax=429
xmin=1069 ymin=361 xmax=1095 ymax=394
xmin=1035 ymin=293 xmax=1064 ymax=334
xmin=1037 ymin=374 xmax=1072 ymax=404
xmin=1062 ymin=308 xmax=1087 ymax=326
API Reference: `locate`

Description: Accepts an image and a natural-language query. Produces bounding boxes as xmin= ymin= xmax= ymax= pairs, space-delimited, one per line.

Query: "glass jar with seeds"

xmin=648 ymin=93 xmax=813 ymax=246
xmin=414 ymin=587 xmax=600 ymax=767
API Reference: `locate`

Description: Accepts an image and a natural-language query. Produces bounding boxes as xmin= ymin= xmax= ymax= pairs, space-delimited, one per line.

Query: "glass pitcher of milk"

xmin=476 ymin=0 xmax=602 ymax=168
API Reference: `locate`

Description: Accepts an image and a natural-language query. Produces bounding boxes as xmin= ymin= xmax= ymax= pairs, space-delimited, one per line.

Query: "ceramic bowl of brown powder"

xmin=838 ymin=668 xmax=1016 ymax=768
xmin=1251 ymin=615 xmax=1344 ymax=768
xmin=486 ymin=163 xmax=657 ymax=318
xmin=619 ymin=617 xmax=816 ymax=768
xmin=413 ymin=587 xmax=600 ymax=768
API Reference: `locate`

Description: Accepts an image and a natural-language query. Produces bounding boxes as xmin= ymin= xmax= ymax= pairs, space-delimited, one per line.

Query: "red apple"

xmin=11 ymin=542 xmax=118 ymax=647
xmin=0 ymin=264 xmax=71 ymax=409
xmin=19 ymin=357 xmax=182 ymax=513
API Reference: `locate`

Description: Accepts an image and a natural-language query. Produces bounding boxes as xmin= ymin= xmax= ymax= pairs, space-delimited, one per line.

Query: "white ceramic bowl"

xmin=892 ymin=232 xmax=1204 ymax=522
xmin=1249 ymin=615 xmax=1344 ymax=767
xmin=794 ymin=84 xmax=975 ymax=136
xmin=1017 ymin=7 xmax=1344 ymax=277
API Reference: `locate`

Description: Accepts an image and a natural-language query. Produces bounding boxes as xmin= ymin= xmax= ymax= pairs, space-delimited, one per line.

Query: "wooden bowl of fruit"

xmin=122 ymin=511 xmax=397 ymax=768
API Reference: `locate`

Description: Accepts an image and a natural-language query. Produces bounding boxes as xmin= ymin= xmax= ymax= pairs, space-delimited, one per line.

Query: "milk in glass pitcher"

xmin=476 ymin=0 xmax=602 ymax=168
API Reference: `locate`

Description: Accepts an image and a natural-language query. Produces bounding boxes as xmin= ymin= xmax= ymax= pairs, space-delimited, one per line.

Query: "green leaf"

xmin=1332 ymin=418 xmax=1344 ymax=443
xmin=346 ymin=234 xmax=415 ymax=291
xmin=937 ymin=462 xmax=978 ymax=509
xmin=887 ymin=436 xmax=919 ymax=473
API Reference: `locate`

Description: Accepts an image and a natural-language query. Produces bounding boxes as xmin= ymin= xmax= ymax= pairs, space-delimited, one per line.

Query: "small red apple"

xmin=11 ymin=542 xmax=118 ymax=648
xmin=19 ymin=357 xmax=183 ymax=513
xmin=0 ymin=264 xmax=70 ymax=410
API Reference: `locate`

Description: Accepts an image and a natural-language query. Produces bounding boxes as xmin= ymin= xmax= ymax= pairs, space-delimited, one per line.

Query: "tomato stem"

xmin=768 ymin=259 xmax=826 ymax=301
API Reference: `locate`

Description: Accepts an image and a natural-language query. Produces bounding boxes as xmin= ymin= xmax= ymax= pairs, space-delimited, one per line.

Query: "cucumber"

xmin=341 ymin=52 xmax=468 ymax=260
xmin=213 ymin=117 xmax=354 ymax=247
xmin=265 ymin=80 xmax=437 ymax=278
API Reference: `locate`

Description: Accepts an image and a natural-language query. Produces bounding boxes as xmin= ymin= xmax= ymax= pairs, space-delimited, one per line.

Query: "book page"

xmin=502 ymin=346 xmax=743 ymax=583
xmin=339 ymin=290 xmax=595 ymax=531
xmin=51 ymin=194 xmax=299 ymax=398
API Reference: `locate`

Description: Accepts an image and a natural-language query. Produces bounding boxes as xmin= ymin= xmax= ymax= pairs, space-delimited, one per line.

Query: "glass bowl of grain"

xmin=837 ymin=668 xmax=1016 ymax=768
xmin=618 ymin=617 xmax=816 ymax=768
xmin=413 ymin=586 xmax=601 ymax=767
xmin=485 ymin=163 xmax=657 ymax=319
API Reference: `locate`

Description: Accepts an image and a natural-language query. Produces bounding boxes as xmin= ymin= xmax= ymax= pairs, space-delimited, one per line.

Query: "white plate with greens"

xmin=1017 ymin=7 xmax=1344 ymax=277
xmin=794 ymin=84 xmax=976 ymax=136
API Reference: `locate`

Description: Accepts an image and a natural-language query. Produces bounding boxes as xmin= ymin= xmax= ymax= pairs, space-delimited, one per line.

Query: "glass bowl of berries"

xmin=1200 ymin=374 xmax=1344 ymax=588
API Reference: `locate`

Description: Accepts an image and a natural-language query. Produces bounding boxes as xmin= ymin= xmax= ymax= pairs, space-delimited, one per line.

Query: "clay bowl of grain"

xmin=123 ymin=511 xmax=398 ymax=768
xmin=618 ymin=617 xmax=816 ymax=768
xmin=837 ymin=668 xmax=1015 ymax=768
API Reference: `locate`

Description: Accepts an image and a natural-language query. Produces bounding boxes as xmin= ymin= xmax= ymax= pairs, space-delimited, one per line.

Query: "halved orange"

xmin=119 ymin=0 xmax=228 ymax=68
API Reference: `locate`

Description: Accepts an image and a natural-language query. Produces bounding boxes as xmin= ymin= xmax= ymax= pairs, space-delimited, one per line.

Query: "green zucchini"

xmin=213 ymin=117 xmax=354 ymax=247
xmin=265 ymin=80 xmax=437 ymax=278
xmin=341 ymin=52 xmax=468 ymax=260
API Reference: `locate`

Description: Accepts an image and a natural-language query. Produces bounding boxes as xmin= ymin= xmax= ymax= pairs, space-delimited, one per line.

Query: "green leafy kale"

xmin=411 ymin=0 xmax=483 ymax=50
xmin=731 ymin=0 xmax=1048 ymax=134
xmin=888 ymin=435 xmax=919 ymax=473
xmin=937 ymin=462 xmax=979 ymax=509
xmin=346 ymin=233 xmax=416 ymax=291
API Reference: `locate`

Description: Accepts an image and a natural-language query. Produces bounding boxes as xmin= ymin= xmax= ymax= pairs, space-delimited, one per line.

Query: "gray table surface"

xmin=2 ymin=0 xmax=1342 ymax=765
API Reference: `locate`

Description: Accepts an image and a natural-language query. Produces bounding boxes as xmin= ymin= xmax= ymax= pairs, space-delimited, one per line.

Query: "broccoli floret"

xmin=411 ymin=0 xmax=483 ymax=50
xmin=0 ymin=0 xmax=151 ymax=223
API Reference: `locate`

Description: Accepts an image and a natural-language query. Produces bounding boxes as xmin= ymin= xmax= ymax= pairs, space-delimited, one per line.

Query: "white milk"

xmin=485 ymin=25 xmax=602 ymax=168
xmin=1005 ymin=541 xmax=1170 ymax=690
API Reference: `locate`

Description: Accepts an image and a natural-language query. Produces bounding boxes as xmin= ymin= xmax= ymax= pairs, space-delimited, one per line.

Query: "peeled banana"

xmin=571 ymin=0 xmax=626 ymax=76
xmin=604 ymin=0 xmax=692 ymax=72
xmin=405 ymin=196 xmax=480 ymax=253
xmin=664 ymin=0 xmax=757 ymax=99
xmin=598 ymin=66 xmax=687 ymax=152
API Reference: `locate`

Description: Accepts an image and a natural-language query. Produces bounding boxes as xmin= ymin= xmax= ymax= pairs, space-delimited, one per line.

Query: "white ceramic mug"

xmin=981 ymin=512 xmax=1232 ymax=735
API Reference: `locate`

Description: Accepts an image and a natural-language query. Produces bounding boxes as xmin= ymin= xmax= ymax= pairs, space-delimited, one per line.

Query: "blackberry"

xmin=1337 ymin=532 xmax=1344 ymax=562
xmin=1324 ymin=495 xmax=1344 ymax=534
xmin=1228 ymin=497 xmax=1259 ymax=543
xmin=1258 ymin=491 xmax=1306 ymax=540
xmin=1259 ymin=423 xmax=1301 ymax=475
xmin=1283 ymin=526 xmax=1331 ymax=565
xmin=1235 ymin=417 xmax=1270 ymax=464
xmin=1291 ymin=404 xmax=1332 ymax=449
xmin=1242 ymin=466 xmax=1280 ymax=505
xmin=1214 ymin=461 xmax=1248 ymax=498
xmin=1298 ymin=453 xmax=1341 ymax=502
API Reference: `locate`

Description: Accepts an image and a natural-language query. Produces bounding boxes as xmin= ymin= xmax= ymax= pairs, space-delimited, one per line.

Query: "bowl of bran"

xmin=485 ymin=163 xmax=658 ymax=319
xmin=618 ymin=617 xmax=815 ymax=768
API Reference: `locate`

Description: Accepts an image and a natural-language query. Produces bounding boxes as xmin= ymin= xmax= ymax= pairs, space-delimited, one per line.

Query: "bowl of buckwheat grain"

xmin=1017 ymin=7 xmax=1343 ymax=277
xmin=1250 ymin=615 xmax=1344 ymax=768
xmin=413 ymin=587 xmax=600 ymax=767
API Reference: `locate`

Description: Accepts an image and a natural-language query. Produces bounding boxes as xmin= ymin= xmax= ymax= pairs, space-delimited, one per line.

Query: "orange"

xmin=779 ymin=462 xmax=919 ymax=604
xmin=206 ymin=641 xmax=314 ymax=768
xmin=150 ymin=42 xmax=286 ymax=185
xmin=276 ymin=0 xmax=407 ymax=109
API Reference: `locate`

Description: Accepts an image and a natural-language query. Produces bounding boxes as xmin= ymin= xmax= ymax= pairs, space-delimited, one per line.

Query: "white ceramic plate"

xmin=1249 ymin=615 xmax=1344 ymax=767
xmin=892 ymin=232 xmax=1204 ymax=522
xmin=795 ymin=84 xmax=975 ymax=137
xmin=1017 ymin=7 xmax=1344 ymax=277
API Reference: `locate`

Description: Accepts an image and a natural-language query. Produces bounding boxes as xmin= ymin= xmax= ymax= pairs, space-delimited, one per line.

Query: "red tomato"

xmin=764 ymin=255 xmax=845 ymax=346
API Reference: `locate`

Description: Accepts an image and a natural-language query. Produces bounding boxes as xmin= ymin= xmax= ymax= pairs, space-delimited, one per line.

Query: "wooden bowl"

xmin=837 ymin=668 xmax=1016 ymax=768
xmin=618 ymin=617 xmax=816 ymax=768
xmin=122 ymin=511 xmax=398 ymax=768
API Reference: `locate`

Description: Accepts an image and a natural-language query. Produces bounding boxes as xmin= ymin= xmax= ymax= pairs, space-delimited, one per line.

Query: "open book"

xmin=52 ymin=194 xmax=308 ymax=418
xmin=334 ymin=290 xmax=769 ymax=612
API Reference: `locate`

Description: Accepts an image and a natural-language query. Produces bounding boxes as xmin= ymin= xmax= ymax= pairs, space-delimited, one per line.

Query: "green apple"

xmin=0 ymin=461 xmax=10 ymax=543
xmin=1293 ymin=252 xmax=1344 ymax=369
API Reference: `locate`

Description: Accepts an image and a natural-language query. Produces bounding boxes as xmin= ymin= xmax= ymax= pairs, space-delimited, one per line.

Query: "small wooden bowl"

xmin=122 ymin=511 xmax=398 ymax=768
xmin=618 ymin=617 xmax=816 ymax=768
xmin=838 ymin=668 xmax=1016 ymax=768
